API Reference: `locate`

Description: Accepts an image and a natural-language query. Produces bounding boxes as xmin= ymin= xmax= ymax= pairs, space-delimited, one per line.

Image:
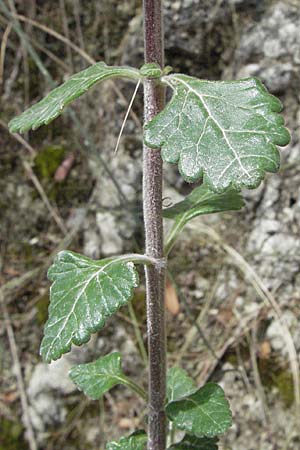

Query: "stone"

xmin=27 ymin=357 xmax=76 ymax=433
xmin=28 ymin=358 xmax=76 ymax=399
xmin=266 ymin=310 xmax=298 ymax=352
xmin=96 ymin=212 xmax=124 ymax=255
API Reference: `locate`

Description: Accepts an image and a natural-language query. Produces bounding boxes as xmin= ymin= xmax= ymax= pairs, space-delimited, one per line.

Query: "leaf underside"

xmin=106 ymin=430 xmax=147 ymax=450
xmin=145 ymin=74 xmax=290 ymax=192
xmin=8 ymin=62 xmax=140 ymax=133
xmin=166 ymin=382 xmax=232 ymax=438
xmin=168 ymin=435 xmax=219 ymax=450
xmin=40 ymin=251 xmax=138 ymax=363
xmin=69 ymin=352 xmax=125 ymax=400
xmin=167 ymin=367 xmax=197 ymax=402
xmin=163 ymin=182 xmax=244 ymax=221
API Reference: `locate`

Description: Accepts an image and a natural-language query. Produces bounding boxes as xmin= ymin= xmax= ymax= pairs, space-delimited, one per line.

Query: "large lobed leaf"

xmin=168 ymin=435 xmax=219 ymax=450
xmin=163 ymin=183 xmax=244 ymax=221
xmin=166 ymin=382 xmax=232 ymax=438
xmin=9 ymin=62 xmax=140 ymax=133
xmin=70 ymin=352 xmax=126 ymax=400
xmin=106 ymin=431 xmax=147 ymax=450
xmin=145 ymin=74 xmax=290 ymax=192
xmin=40 ymin=251 xmax=139 ymax=362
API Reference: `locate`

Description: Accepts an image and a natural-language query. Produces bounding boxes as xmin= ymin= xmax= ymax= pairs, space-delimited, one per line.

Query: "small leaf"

xmin=70 ymin=352 xmax=146 ymax=400
xmin=167 ymin=367 xmax=197 ymax=402
xmin=145 ymin=74 xmax=290 ymax=192
xmin=40 ymin=251 xmax=139 ymax=362
xmin=166 ymin=382 xmax=232 ymax=438
xmin=139 ymin=63 xmax=162 ymax=78
xmin=168 ymin=435 xmax=219 ymax=450
xmin=163 ymin=183 xmax=244 ymax=221
xmin=106 ymin=430 xmax=147 ymax=450
xmin=70 ymin=352 xmax=124 ymax=399
xmin=9 ymin=62 xmax=140 ymax=133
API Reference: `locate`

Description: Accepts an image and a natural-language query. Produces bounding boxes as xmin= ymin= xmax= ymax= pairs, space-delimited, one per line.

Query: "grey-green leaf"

xmin=70 ymin=352 xmax=146 ymax=400
xmin=145 ymin=74 xmax=290 ymax=192
xmin=106 ymin=431 xmax=147 ymax=450
xmin=70 ymin=352 xmax=125 ymax=399
xmin=167 ymin=367 xmax=197 ymax=402
xmin=9 ymin=62 xmax=140 ymax=133
xmin=168 ymin=435 xmax=218 ymax=450
xmin=40 ymin=251 xmax=139 ymax=362
xmin=166 ymin=382 xmax=232 ymax=438
xmin=163 ymin=183 xmax=244 ymax=221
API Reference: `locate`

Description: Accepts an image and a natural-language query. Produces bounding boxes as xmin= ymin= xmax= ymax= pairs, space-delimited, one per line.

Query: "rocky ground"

xmin=0 ymin=0 xmax=300 ymax=449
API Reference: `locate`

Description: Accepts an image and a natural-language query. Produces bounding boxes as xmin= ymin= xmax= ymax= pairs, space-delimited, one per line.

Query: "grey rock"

xmin=247 ymin=219 xmax=281 ymax=253
xmin=28 ymin=393 xmax=67 ymax=433
xmin=27 ymin=358 xmax=76 ymax=433
xmin=83 ymin=228 xmax=102 ymax=259
xmin=28 ymin=359 xmax=76 ymax=399
xmin=237 ymin=63 xmax=293 ymax=94
xmin=266 ymin=310 xmax=298 ymax=352
xmin=96 ymin=212 xmax=124 ymax=255
xmin=236 ymin=2 xmax=300 ymax=65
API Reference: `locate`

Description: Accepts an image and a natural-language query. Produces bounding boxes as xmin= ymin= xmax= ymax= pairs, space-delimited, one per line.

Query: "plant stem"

xmin=143 ymin=1 xmax=166 ymax=449
xmin=102 ymin=253 xmax=163 ymax=267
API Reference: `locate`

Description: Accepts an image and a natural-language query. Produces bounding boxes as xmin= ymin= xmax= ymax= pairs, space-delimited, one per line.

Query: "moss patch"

xmin=259 ymin=359 xmax=299 ymax=408
xmin=224 ymin=344 xmax=300 ymax=408
xmin=0 ymin=418 xmax=26 ymax=450
xmin=36 ymin=293 xmax=50 ymax=325
xmin=271 ymin=370 xmax=297 ymax=408
xmin=34 ymin=145 xmax=66 ymax=180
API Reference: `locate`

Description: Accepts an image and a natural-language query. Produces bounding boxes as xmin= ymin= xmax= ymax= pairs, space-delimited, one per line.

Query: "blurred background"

xmin=0 ymin=0 xmax=299 ymax=449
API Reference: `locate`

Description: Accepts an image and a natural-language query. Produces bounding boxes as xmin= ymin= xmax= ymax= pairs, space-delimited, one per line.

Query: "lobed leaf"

xmin=163 ymin=183 xmax=244 ymax=221
xmin=145 ymin=74 xmax=290 ymax=192
xmin=9 ymin=62 xmax=140 ymax=133
xmin=106 ymin=430 xmax=147 ymax=450
xmin=166 ymin=382 xmax=232 ymax=438
xmin=168 ymin=435 xmax=219 ymax=450
xmin=167 ymin=367 xmax=197 ymax=402
xmin=70 ymin=352 xmax=126 ymax=400
xmin=40 ymin=251 xmax=139 ymax=362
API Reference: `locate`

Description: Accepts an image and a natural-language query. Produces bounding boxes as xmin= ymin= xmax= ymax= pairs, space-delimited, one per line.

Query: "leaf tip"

xmin=8 ymin=119 xmax=19 ymax=134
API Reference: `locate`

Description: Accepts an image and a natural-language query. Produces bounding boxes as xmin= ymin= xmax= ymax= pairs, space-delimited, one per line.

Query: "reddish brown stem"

xmin=143 ymin=1 xmax=166 ymax=449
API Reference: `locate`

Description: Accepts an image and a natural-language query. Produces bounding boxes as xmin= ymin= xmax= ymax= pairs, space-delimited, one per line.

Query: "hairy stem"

xmin=143 ymin=1 xmax=166 ymax=449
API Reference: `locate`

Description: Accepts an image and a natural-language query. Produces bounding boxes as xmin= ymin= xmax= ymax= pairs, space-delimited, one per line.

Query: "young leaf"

xmin=145 ymin=74 xmax=290 ymax=192
xmin=164 ymin=183 xmax=244 ymax=255
xmin=69 ymin=352 xmax=146 ymax=400
xmin=166 ymin=382 xmax=232 ymax=438
xmin=163 ymin=183 xmax=244 ymax=221
xmin=168 ymin=435 xmax=218 ymax=450
xmin=106 ymin=430 xmax=147 ymax=450
xmin=70 ymin=352 xmax=123 ymax=399
xmin=167 ymin=367 xmax=197 ymax=402
xmin=40 ymin=251 xmax=139 ymax=362
xmin=9 ymin=62 xmax=140 ymax=133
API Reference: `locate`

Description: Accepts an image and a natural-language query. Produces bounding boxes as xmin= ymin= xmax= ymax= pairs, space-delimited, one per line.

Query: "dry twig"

xmin=0 ymin=22 xmax=12 ymax=86
xmin=190 ymin=222 xmax=300 ymax=414
xmin=0 ymin=290 xmax=38 ymax=450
